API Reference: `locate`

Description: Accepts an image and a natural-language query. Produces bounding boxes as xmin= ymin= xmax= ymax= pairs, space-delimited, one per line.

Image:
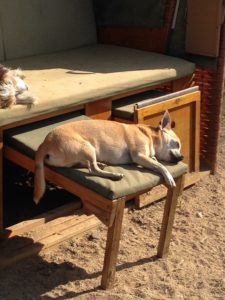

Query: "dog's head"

xmin=0 ymin=66 xmax=37 ymax=108
xmin=156 ymin=111 xmax=184 ymax=163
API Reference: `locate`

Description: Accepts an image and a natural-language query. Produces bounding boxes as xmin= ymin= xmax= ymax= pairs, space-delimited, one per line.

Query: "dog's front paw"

xmin=165 ymin=173 xmax=176 ymax=188
xmin=97 ymin=162 xmax=107 ymax=170
xmin=113 ymin=173 xmax=124 ymax=180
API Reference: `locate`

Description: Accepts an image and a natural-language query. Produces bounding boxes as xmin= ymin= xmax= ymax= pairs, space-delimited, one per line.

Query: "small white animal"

xmin=34 ymin=111 xmax=184 ymax=204
xmin=0 ymin=64 xmax=37 ymax=108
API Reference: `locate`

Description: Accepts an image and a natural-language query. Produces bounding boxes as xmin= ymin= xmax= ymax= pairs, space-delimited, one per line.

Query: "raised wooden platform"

xmin=0 ymin=166 xmax=210 ymax=269
xmin=0 ymin=201 xmax=101 ymax=268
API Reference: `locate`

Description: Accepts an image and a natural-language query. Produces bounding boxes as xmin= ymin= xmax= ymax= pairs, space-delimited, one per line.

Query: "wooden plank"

xmin=83 ymin=202 xmax=110 ymax=226
xmin=3 ymin=201 xmax=82 ymax=238
xmin=85 ymin=98 xmax=112 ymax=120
xmin=0 ymin=213 xmax=100 ymax=268
xmin=1 ymin=104 xmax=85 ymax=130
xmin=112 ymin=117 xmax=133 ymax=124
xmin=0 ymin=130 xmax=3 ymax=231
xmin=101 ymin=198 xmax=125 ymax=289
xmin=135 ymin=185 xmax=167 ymax=208
xmin=137 ymin=91 xmax=201 ymax=119
xmin=157 ymin=175 xmax=185 ymax=257
xmin=194 ymin=99 xmax=201 ymax=172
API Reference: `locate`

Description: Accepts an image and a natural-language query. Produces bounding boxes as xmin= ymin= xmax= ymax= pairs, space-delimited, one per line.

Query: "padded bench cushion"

xmin=0 ymin=44 xmax=195 ymax=127
xmin=5 ymin=114 xmax=187 ymax=200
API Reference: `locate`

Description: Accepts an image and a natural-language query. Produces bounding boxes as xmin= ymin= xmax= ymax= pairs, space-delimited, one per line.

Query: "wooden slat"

xmin=0 ymin=130 xmax=3 ymax=231
xmin=101 ymin=198 xmax=125 ymax=289
xmin=0 ymin=213 xmax=100 ymax=268
xmin=157 ymin=175 xmax=185 ymax=257
xmin=137 ymin=91 xmax=200 ymax=120
xmin=3 ymin=201 xmax=82 ymax=239
xmin=1 ymin=104 xmax=85 ymax=131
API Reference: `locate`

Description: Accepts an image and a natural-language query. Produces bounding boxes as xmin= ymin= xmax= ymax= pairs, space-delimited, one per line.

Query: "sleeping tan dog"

xmin=0 ymin=64 xmax=37 ymax=108
xmin=34 ymin=111 xmax=183 ymax=204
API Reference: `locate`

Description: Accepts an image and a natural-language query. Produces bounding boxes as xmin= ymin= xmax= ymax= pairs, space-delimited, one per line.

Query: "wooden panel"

xmin=98 ymin=27 xmax=169 ymax=53
xmin=139 ymin=105 xmax=193 ymax=171
xmin=0 ymin=130 xmax=3 ymax=230
xmin=135 ymin=91 xmax=201 ymax=172
xmin=0 ymin=212 xmax=100 ymax=268
xmin=3 ymin=202 xmax=82 ymax=238
xmin=186 ymin=0 xmax=224 ymax=57
xmin=85 ymin=98 xmax=112 ymax=120
xmin=97 ymin=0 xmax=177 ymax=54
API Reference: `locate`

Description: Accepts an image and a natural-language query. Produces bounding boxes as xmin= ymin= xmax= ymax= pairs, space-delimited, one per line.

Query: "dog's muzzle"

xmin=170 ymin=151 xmax=184 ymax=163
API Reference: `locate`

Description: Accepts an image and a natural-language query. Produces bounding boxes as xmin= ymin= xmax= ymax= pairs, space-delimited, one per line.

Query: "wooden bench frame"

xmin=4 ymin=144 xmax=185 ymax=289
xmin=0 ymin=75 xmax=193 ymax=231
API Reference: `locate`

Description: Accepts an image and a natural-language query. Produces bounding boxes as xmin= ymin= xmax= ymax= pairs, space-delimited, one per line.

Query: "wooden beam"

xmin=2 ymin=201 xmax=82 ymax=239
xmin=101 ymin=198 xmax=125 ymax=289
xmin=0 ymin=211 xmax=100 ymax=268
xmin=157 ymin=175 xmax=185 ymax=257
xmin=0 ymin=130 xmax=3 ymax=231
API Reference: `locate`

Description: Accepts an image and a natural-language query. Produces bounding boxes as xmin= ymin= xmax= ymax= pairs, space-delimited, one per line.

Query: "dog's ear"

xmin=160 ymin=110 xmax=171 ymax=129
xmin=0 ymin=65 xmax=9 ymax=81
xmin=12 ymin=68 xmax=25 ymax=79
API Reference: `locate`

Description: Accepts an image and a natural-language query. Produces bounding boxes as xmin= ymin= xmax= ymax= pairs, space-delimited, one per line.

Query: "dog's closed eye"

xmin=170 ymin=140 xmax=180 ymax=149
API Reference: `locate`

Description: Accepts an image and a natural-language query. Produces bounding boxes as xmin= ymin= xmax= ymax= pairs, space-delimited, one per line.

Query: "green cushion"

xmin=0 ymin=44 xmax=195 ymax=127
xmin=5 ymin=114 xmax=187 ymax=200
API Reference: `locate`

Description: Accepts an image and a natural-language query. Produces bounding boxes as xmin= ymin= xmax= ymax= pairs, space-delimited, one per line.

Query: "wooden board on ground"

xmin=0 ymin=204 xmax=101 ymax=268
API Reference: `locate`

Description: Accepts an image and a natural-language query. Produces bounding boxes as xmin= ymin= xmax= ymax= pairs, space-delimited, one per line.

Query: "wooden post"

xmin=0 ymin=130 xmax=3 ymax=232
xmin=157 ymin=175 xmax=185 ymax=258
xmin=101 ymin=198 xmax=125 ymax=289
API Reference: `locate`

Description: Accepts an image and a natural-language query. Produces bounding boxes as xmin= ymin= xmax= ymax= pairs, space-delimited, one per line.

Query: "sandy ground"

xmin=0 ymin=115 xmax=225 ymax=300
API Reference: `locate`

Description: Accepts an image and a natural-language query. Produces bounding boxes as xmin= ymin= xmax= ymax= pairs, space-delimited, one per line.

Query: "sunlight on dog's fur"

xmin=34 ymin=111 xmax=184 ymax=204
xmin=0 ymin=64 xmax=37 ymax=109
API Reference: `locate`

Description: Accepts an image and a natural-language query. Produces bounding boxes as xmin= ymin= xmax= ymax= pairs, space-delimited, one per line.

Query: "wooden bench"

xmin=4 ymin=113 xmax=187 ymax=289
xmin=0 ymin=0 xmax=196 ymax=232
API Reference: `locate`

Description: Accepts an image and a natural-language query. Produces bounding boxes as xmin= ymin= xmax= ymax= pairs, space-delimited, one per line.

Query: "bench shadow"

xmin=0 ymin=234 xmax=158 ymax=299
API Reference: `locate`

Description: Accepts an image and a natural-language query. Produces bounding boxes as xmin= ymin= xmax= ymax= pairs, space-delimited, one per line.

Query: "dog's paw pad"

xmin=165 ymin=174 xmax=176 ymax=188
xmin=114 ymin=173 xmax=124 ymax=180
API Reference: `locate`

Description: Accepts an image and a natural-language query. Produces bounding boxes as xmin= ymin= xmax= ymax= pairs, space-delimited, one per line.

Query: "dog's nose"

xmin=170 ymin=152 xmax=184 ymax=163
xmin=177 ymin=155 xmax=184 ymax=162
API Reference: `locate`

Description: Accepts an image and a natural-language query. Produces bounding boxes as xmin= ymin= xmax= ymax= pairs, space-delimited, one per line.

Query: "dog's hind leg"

xmin=88 ymin=161 xmax=124 ymax=180
xmin=84 ymin=143 xmax=123 ymax=180
xmin=131 ymin=152 xmax=176 ymax=187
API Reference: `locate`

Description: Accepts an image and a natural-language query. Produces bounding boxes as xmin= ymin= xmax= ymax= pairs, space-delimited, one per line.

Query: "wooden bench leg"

xmin=157 ymin=175 xmax=185 ymax=258
xmin=0 ymin=131 xmax=3 ymax=232
xmin=101 ymin=198 xmax=125 ymax=289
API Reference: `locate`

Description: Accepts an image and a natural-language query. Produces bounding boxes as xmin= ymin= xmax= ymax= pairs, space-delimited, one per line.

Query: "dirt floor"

xmin=0 ymin=114 xmax=225 ymax=300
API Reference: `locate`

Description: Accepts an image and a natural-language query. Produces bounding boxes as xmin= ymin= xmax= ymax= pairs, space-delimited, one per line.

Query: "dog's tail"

xmin=33 ymin=143 xmax=47 ymax=204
